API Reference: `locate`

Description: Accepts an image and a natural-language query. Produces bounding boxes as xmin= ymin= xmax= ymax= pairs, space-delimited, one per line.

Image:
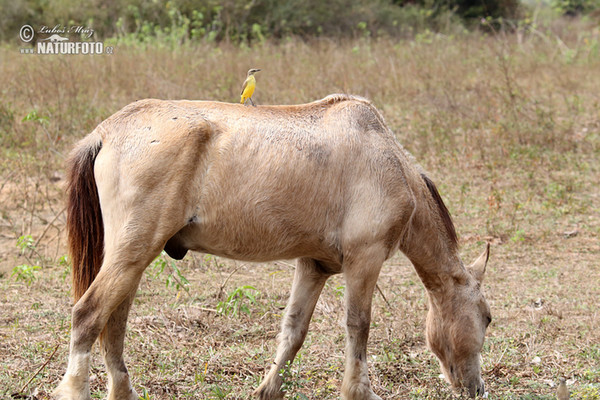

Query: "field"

xmin=1 ymin=20 xmax=599 ymax=399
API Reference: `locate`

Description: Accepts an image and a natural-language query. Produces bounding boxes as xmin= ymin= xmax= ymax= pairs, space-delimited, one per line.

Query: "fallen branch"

xmin=19 ymin=344 xmax=60 ymax=394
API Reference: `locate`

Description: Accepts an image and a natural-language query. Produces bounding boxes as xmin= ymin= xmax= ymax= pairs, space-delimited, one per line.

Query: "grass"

xmin=1 ymin=19 xmax=599 ymax=399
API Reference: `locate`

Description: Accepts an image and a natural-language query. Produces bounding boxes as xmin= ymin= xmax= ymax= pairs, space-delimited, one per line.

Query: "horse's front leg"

xmin=254 ymin=258 xmax=329 ymax=400
xmin=341 ymin=246 xmax=385 ymax=400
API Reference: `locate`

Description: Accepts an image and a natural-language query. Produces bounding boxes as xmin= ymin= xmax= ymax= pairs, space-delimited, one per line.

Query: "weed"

xmin=147 ymin=251 xmax=190 ymax=294
xmin=22 ymin=110 xmax=49 ymax=125
xmin=574 ymin=385 xmax=600 ymax=400
xmin=333 ymin=284 xmax=345 ymax=299
xmin=11 ymin=264 xmax=40 ymax=286
xmin=11 ymin=235 xmax=42 ymax=285
xmin=57 ymin=254 xmax=70 ymax=281
xmin=216 ymin=285 xmax=260 ymax=317
xmin=209 ymin=384 xmax=230 ymax=399
xmin=279 ymin=357 xmax=310 ymax=399
xmin=16 ymin=234 xmax=35 ymax=254
xmin=138 ymin=387 xmax=151 ymax=400
xmin=509 ymin=229 xmax=526 ymax=243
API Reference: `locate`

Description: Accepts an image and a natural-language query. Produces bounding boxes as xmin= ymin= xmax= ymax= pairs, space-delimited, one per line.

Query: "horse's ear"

xmin=468 ymin=243 xmax=490 ymax=284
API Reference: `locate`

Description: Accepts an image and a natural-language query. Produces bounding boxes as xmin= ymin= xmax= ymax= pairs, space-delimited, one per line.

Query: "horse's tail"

xmin=66 ymin=130 xmax=104 ymax=302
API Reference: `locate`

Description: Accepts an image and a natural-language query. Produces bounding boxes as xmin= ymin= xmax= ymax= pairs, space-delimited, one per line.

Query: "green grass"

xmin=1 ymin=20 xmax=600 ymax=399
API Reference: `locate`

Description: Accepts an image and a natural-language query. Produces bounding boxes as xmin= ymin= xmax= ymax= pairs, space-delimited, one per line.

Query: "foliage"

xmin=22 ymin=110 xmax=49 ymax=125
xmin=394 ymin=0 xmax=522 ymax=22
xmin=11 ymin=235 xmax=41 ymax=286
xmin=0 ymin=0 xmax=538 ymax=44
xmin=216 ymin=285 xmax=260 ymax=317
xmin=16 ymin=234 xmax=35 ymax=254
xmin=147 ymin=251 xmax=190 ymax=293
xmin=11 ymin=264 xmax=41 ymax=285
xmin=550 ymin=0 xmax=600 ymax=15
xmin=279 ymin=357 xmax=310 ymax=399
xmin=138 ymin=387 xmax=151 ymax=400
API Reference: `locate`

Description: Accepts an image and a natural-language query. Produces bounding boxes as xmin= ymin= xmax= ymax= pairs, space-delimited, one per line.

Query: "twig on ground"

xmin=217 ymin=263 xmax=245 ymax=300
xmin=32 ymin=206 xmax=65 ymax=251
xmin=19 ymin=344 xmax=60 ymax=394
xmin=376 ymin=284 xmax=392 ymax=309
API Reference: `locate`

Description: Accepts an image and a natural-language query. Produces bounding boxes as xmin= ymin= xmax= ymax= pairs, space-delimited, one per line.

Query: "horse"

xmin=52 ymin=94 xmax=491 ymax=400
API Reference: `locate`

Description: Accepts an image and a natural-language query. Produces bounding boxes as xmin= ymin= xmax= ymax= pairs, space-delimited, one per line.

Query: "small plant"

xmin=574 ymin=385 xmax=600 ymax=400
xmin=333 ymin=284 xmax=345 ymax=299
xmin=279 ymin=357 xmax=310 ymax=399
xmin=138 ymin=387 xmax=151 ymax=400
xmin=216 ymin=285 xmax=260 ymax=317
xmin=58 ymin=254 xmax=70 ymax=281
xmin=12 ymin=235 xmax=41 ymax=285
xmin=16 ymin=234 xmax=35 ymax=253
xmin=147 ymin=251 xmax=190 ymax=293
xmin=12 ymin=264 xmax=41 ymax=286
xmin=22 ymin=110 xmax=49 ymax=125
xmin=209 ymin=383 xmax=230 ymax=399
xmin=194 ymin=361 xmax=209 ymax=384
xmin=510 ymin=229 xmax=526 ymax=243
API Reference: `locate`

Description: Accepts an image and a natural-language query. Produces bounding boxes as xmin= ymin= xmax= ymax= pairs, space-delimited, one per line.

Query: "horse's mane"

xmin=421 ymin=173 xmax=458 ymax=250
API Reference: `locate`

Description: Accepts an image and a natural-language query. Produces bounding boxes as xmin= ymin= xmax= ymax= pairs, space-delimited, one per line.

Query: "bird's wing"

xmin=240 ymin=78 xmax=249 ymax=96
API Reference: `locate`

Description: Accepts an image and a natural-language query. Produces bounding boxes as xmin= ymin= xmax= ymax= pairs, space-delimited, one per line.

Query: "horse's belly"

xmin=175 ymin=214 xmax=338 ymax=263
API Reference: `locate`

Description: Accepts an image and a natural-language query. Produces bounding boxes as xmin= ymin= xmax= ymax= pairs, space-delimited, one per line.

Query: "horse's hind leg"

xmin=341 ymin=245 xmax=386 ymax=400
xmin=54 ymin=247 xmax=159 ymax=400
xmin=100 ymin=289 xmax=139 ymax=400
xmin=254 ymin=258 xmax=330 ymax=400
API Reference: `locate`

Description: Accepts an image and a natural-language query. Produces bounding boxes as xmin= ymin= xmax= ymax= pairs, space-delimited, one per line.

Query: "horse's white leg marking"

xmin=254 ymin=258 xmax=329 ymax=400
xmin=102 ymin=290 xmax=139 ymax=400
xmin=51 ymin=347 xmax=91 ymax=400
xmin=341 ymin=245 xmax=386 ymax=400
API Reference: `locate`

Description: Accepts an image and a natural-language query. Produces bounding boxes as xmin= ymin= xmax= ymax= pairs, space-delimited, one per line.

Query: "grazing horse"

xmin=53 ymin=94 xmax=491 ymax=400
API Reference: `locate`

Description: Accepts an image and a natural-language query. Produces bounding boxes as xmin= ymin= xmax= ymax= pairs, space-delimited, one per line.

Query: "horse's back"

xmin=92 ymin=95 xmax=416 ymax=264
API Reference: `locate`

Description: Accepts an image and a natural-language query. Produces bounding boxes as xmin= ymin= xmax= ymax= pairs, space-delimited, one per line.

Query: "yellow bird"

xmin=240 ymin=68 xmax=261 ymax=106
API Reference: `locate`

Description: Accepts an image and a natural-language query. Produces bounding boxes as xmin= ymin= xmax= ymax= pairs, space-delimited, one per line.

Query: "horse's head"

xmin=426 ymin=244 xmax=491 ymax=397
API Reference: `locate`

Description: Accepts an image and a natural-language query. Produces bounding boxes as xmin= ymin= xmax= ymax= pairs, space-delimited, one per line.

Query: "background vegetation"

xmin=0 ymin=1 xmax=599 ymax=399
xmin=1 ymin=0 xmax=599 ymax=43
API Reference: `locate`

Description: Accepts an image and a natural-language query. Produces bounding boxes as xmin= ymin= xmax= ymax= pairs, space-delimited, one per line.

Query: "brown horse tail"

xmin=66 ymin=131 xmax=104 ymax=302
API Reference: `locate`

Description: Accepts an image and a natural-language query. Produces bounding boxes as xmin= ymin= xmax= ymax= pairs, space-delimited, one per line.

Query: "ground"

xmin=0 ymin=21 xmax=599 ymax=399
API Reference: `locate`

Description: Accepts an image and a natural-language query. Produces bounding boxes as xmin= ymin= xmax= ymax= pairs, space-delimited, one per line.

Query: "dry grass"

xmin=1 ymin=21 xmax=599 ymax=399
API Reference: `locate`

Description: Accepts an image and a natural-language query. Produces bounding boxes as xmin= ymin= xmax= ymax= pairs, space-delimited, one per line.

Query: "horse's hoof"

xmin=342 ymin=383 xmax=383 ymax=400
xmin=253 ymin=382 xmax=285 ymax=400
xmin=51 ymin=375 xmax=91 ymax=400
xmin=51 ymin=385 xmax=90 ymax=400
xmin=107 ymin=388 xmax=139 ymax=400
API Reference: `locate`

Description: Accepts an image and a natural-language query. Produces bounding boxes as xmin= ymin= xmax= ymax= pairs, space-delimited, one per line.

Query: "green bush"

xmin=394 ymin=0 xmax=521 ymax=21
xmin=551 ymin=0 xmax=600 ymax=15
xmin=0 ymin=0 xmax=509 ymax=43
